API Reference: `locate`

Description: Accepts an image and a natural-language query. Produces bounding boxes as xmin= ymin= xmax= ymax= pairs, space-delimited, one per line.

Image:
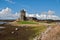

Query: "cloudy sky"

xmin=0 ymin=0 xmax=60 ymax=19
xmin=0 ymin=7 xmax=19 ymax=19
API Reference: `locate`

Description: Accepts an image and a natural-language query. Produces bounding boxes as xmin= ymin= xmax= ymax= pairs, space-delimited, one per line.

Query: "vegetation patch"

xmin=18 ymin=21 xmax=37 ymax=24
xmin=29 ymin=26 xmax=47 ymax=40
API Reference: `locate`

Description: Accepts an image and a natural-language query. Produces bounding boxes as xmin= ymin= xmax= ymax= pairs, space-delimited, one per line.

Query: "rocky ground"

xmin=38 ymin=23 xmax=60 ymax=40
xmin=0 ymin=21 xmax=59 ymax=40
xmin=0 ymin=22 xmax=47 ymax=40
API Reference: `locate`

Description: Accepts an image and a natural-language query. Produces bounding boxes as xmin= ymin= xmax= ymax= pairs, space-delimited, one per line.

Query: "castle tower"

xmin=20 ymin=9 xmax=26 ymax=21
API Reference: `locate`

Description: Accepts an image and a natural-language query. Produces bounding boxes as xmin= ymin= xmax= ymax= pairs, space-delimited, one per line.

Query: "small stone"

xmin=15 ymin=28 xmax=18 ymax=31
xmin=11 ymin=31 xmax=15 ymax=34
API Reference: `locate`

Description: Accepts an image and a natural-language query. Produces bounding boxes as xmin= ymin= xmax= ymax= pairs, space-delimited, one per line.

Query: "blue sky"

xmin=0 ymin=0 xmax=60 ymax=16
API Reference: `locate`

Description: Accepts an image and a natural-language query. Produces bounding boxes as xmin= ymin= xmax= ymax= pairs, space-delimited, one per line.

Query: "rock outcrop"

xmin=39 ymin=24 xmax=60 ymax=40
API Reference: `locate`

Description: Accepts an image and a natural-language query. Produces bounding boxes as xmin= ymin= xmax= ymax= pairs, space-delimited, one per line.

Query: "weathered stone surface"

xmin=39 ymin=25 xmax=60 ymax=40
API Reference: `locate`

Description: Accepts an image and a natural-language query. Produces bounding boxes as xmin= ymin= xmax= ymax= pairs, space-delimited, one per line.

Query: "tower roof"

xmin=21 ymin=9 xmax=26 ymax=13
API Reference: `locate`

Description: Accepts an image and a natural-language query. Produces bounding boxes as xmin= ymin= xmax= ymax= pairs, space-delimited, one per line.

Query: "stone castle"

xmin=18 ymin=9 xmax=37 ymax=21
xmin=17 ymin=9 xmax=60 ymax=23
xmin=20 ymin=9 xmax=26 ymax=21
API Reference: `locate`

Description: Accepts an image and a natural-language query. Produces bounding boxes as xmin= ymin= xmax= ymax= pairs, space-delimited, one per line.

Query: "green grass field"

xmin=17 ymin=21 xmax=38 ymax=24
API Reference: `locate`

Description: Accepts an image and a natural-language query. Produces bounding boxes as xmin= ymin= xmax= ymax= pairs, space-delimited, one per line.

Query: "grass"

xmin=29 ymin=26 xmax=47 ymax=40
xmin=17 ymin=21 xmax=37 ymax=24
xmin=0 ymin=25 xmax=47 ymax=40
